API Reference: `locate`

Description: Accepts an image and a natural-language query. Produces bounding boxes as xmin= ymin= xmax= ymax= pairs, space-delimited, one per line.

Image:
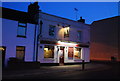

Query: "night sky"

xmin=2 ymin=2 xmax=119 ymax=24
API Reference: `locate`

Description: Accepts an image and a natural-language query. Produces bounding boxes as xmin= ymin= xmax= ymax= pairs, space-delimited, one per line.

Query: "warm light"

xmin=44 ymin=48 xmax=48 ymax=51
xmin=57 ymin=41 xmax=78 ymax=47
xmin=64 ymin=27 xmax=69 ymax=31
xmin=0 ymin=48 xmax=4 ymax=51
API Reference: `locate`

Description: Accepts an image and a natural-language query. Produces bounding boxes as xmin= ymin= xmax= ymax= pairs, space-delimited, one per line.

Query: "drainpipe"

xmin=33 ymin=24 xmax=37 ymax=61
xmin=33 ymin=12 xmax=39 ymax=62
xmin=36 ymin=31 xmax=39 ymax=62
xmin=36 ymin=20 xmax=43 ymax=62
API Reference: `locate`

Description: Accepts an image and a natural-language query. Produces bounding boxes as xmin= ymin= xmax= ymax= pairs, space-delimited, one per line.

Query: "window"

xmin=44 ymin=45 xmax=54 ymax=58
xmin=74 ymin=48 xmax=81 ymax=59
xmin=17 ymin=22 xmax=27 ymax=38
xmin=64 ymin=27 xmax=69 ymax=38
xmin=16 ymin=46 xmax=25 ymax=61
xmin=68 ymin=47 xmax=73 ymax=59
xmin=49 ymin=25 xmax=55 ymax=36
xmin=78 ymin=31 xmax=82 ymax=41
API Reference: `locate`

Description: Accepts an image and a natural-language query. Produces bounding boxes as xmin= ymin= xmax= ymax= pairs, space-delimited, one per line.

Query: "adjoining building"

xmin=90 ymin=16 xmax=120 ymax=62
xmin=1 ymin=7 xmax=38 ymax=67
xmin=1 ymin=2 xmax=90 ymax=67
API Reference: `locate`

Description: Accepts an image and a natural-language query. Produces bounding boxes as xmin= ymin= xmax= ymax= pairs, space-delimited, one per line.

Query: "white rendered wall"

xmin=39 ymin=12 xmax=90 ymax=43
xmin=38 ymin=12 xmax=90 ymax=63
xmin=2 ymin=18 xmax=35 ymax=66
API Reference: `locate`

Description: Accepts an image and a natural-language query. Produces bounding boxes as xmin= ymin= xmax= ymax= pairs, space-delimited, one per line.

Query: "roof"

xmin=1 ymin=7 xmax=90 ymax=26
xmin=1 ymin=7 xmax=37 ymax=24
xmin=40 ymin=11 xmax=90 ymax=26
xmin=91 ymin=16 xmax=120 ymax=25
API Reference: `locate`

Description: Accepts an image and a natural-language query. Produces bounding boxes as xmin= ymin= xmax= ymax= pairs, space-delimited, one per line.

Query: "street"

xmin=2 ymin=62 xmax=119 ymax=80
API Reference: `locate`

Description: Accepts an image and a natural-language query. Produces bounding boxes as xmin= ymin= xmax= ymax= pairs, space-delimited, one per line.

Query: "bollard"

xmin=82 ymin=60 xmax=85 ymax=70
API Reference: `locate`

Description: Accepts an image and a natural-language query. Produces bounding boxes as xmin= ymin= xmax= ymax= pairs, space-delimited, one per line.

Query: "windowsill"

xmin=49 ymin=36 xmax=56 ymax=38
xmin=74 ymin=59 xmax=82 ymax=61
xmin=64 ymin=37 xmax=69 ymax=38
xmin=43 ymin=58 xmax=54 ymax=61
xmin=17 ymin=35 xmax=26 ymax=38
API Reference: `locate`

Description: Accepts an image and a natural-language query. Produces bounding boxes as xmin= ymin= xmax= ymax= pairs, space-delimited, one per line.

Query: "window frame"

xmin=44 ymin=45 xmax=54 ymax=59
xmin=68 ymin=47 xmax=74 ymax=60
xmin=16 ymin=46 xmax=25 ymax=61
xmin=64 ymin=27 xmax=70 ymax=38
xmin=49 ymin=25 xmax=56 ymax=37
xmin=77 ymin=31 xmax=82 ymax=41
xmin=74 ymin=47 xmax=82 ymax=60
xmin=17 ymin=22 xmax=27 ymax=38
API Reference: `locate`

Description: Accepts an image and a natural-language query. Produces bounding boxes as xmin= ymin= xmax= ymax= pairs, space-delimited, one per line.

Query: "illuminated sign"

xmin=57 ymin=41 xmax=78 ymax=47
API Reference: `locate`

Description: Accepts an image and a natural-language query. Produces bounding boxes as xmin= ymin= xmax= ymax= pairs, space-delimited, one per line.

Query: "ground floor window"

xmin=74 ymin=47 xmax=81 ymax=59
xmin=16 ymin=46 xmax=25 ymax=61
xmin=44 ymin=45 xmax=54 ymax=58
xmin=68 ymin=47 xmax=74 ymax=59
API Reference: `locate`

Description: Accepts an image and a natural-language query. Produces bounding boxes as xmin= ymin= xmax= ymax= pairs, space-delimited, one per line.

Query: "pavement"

xmin=2 ymin=62 xmax=119 ymax=79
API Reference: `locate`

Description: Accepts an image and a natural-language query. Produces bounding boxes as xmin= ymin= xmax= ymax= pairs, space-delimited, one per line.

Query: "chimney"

xmin=77 ymin=16 xmax=85 ymax=23
xmin=28 ymin=2 xmax=39 ymax=14
xmin=28 ymin=2 xmax=40 ymax=24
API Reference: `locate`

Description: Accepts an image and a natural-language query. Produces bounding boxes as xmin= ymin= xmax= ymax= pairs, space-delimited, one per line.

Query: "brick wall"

xmin=90 ymin=16 xmax=120 ymax=62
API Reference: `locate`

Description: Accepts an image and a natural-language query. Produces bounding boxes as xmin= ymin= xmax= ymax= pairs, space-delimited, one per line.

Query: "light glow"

xmin=57 ymin=41 xmax=78 ymax=47
xmin=44 ymin=48 xmax=48 ymax=51
xmin=0 ymin=48 xmax=4 ymax=51
xmin=64 ymin=27 xmax=69 ymax=31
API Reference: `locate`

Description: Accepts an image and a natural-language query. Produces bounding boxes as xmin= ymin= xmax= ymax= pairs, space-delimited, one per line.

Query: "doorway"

xmin=59 ymin=46 xmax=64 ymax=65
xmin=0 ymin=46 xmax=6 ymax=67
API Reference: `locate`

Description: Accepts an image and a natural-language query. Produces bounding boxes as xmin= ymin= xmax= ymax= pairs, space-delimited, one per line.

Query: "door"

xmin=59 ymin=47 xmax=64 ymax=65
xmin=0 ymin=46 xmax=6 ymax=67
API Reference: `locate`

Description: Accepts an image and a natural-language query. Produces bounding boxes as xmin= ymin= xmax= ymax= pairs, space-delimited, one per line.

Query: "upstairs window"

xmin=64 ymin=27 xmax=70 ymax=38
xmin=49 ymin=25 xmax=55 ymax=36
xmin=17 ymin=22 xmax=27 ymax=38
xmin=78 ymin=31 xmax=82 ymax=41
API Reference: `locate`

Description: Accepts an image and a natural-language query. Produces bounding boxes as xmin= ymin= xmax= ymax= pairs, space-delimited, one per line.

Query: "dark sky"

xmin=2 ymin=2 xmax=118 ymax=24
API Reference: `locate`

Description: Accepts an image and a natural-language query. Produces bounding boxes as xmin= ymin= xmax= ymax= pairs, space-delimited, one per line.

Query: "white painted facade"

xmin=37 ymin=12 xmax=90 ymax=64
xmin=1 ymin=18 xmax=36 ymax=66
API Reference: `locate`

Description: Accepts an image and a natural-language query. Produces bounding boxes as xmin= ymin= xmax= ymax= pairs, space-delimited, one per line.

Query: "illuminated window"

xmin=17 ymin=22 xmax=27 ymax=38
xmin=78 ymin=31 xmax=82 ymax=41
xmin=74 ymin=48 xmax=81 ymax=59
xmin=44 ymin=45 xmax=54 ymax=58
xmin=64 ymin=27 xmax=69 ymax=38
xmin=68 ymin=47 xmax=73 ymax=59
xmin=16 ymin=46 xmax=25 ymax=61
xmin=49 ymin=25 xmax=55 ymax=36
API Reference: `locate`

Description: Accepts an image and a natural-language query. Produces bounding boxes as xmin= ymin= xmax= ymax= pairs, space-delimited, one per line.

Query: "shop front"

xmin=39 ymin=40 xmax=89 ymax=65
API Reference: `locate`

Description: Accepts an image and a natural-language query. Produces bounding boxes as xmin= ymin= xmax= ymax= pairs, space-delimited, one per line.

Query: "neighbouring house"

xmin=90 ymin=16 xmax=120 ymax=62
xmin=1 ymin=2 xmax=90 ymax=67
xmin=0 ymin=7 xmax=38 ymax=67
